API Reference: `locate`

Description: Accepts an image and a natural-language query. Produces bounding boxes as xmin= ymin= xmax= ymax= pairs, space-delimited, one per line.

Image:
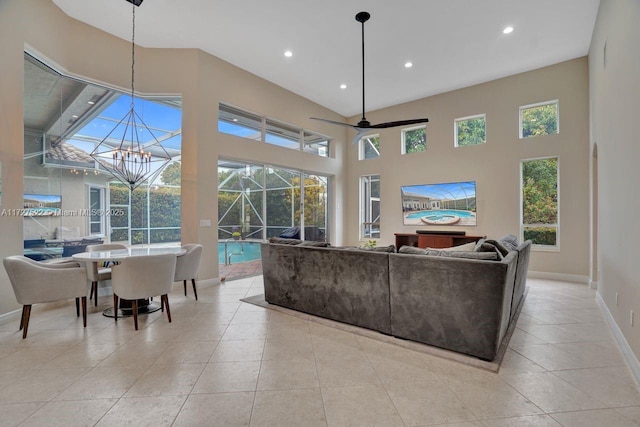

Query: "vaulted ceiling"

xmin=51 ymin=0 xmax=600 ymax=117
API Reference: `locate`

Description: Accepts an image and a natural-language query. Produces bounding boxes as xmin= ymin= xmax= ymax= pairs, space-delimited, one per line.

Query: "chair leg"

xmin=94 ymin=282 xmax=98 ymax=307
xmin=89 ymin=281 xmax=95 ymax=300
xmin=76 ymin=298 xmax=80 ymax=317
xmin=191 ymin=278 xmax=198 ymax=301
xmin=113 ymin=294 xmax=119 ymax=322
xmin=183 ymin=280 xmax=187 ymax=296
xmin=162 ymin=295 xmax=172 ymax=323
xmin=22 ymin=305 xmax=32 ymax=339
xmin=81 ymin=296 xmax=87 ymax=328
xmin=132 ymin=300 xmax=139 ymax=330
xmin=19 ymin=305 xmax=26 ymax=330
xmin=161 ymin=296 xmax=164 ymax=312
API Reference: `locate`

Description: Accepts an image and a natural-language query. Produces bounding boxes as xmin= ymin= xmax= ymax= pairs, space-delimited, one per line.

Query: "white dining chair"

xmin=174 ymin=244 xmax=203 ymax=300
xmin=111 ymin=253 xmax=176 ymax=330
xmin=3 ymin=256 xmax=89 ymax=338
xmin=85 ymin=243 xmax=127 ymax=306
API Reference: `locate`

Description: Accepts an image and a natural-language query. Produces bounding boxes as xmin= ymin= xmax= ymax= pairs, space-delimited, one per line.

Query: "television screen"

xmin=401 ymin=181 xmax=476 ymax=226
xmin=23 ymin=194 xmax=62 ymax=216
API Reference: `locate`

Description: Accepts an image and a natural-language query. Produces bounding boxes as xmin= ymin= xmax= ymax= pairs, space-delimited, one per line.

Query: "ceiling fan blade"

xmin=310 ymin=117 xmax=357 ymax=129
xmin=368 ymin=118 xmax=430 ymax=129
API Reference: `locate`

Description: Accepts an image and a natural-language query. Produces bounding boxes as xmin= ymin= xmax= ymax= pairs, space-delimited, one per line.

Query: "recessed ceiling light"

xmin=284 ymin=50 xmax=293 ymax=57
xmin=404 ymin=62 xmax=413 ymax=68
xmin=340 ymin=84 xmax=347 ymax=89
xmin=71 ymin=114 xmax=78 ymax=118
xmin=503 ymin=26 xmax=514 ymax=34
xmin=88 ymin=101 xmax=95 ymax=105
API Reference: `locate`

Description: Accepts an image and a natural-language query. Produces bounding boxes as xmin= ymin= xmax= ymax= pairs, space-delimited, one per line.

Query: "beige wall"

xmin=0 ymin=0 xmax=347 ymax=316
xmin=589 ymin=0 xmax=640 ymax=361
xmin=347 ymin=58 xmax=591 ymax=278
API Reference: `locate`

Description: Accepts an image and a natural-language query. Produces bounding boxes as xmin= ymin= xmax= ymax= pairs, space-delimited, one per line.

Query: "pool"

xmin=218 ymin=240 xmax=262 ymax=264
xmin=406 ymin=209 xmax=476 ymax=219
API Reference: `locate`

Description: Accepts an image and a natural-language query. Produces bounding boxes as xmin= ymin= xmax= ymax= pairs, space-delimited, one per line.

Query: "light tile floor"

xmin=0 ymin=277 xmax=638 ymax=426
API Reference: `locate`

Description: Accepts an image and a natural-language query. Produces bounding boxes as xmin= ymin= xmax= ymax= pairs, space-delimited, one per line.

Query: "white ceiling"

xmin=51 ymin=0 xmax=600 ymax=118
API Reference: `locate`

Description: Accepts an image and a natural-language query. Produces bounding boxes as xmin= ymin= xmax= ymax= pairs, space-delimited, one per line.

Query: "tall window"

xmin=360 ymin=175 xmax=380 ymax=239
xmin=520 ymin=100 xmax=559 ymax=138
xmin=521 ymin=157 xmax=559 ymax=248
xmin=402 ymin=126 xmax=426 ymax=154
xmin=359 ymin=135 xmax=380 ymax=160
xmin=455 ymin=114 xmax=486 ymax=147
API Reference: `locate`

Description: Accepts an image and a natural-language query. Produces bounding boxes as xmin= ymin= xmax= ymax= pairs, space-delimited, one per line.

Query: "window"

xmin=520 ymin=100 xmax=559 ymax=138
xmin=360 ymin=175 xmax=380 ymax=238
xmin=217 ymin=103 xmax=331 ymax=157
xmin=521 ymin=157 xmax=559 ymax=249
xmin=455 ymin=114 xmax=486 ymax=147
xmin=359 ymin=135 xmax=380 ymax=160
xmin=402 ymin=126 xmax=426 ymax=154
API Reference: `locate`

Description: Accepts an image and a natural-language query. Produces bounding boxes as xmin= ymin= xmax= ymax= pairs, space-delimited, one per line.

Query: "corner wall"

xmin=347 ymin=58 xmax=591 ymax=278
xmin=0 ymin=0 xmax=347 ymax=316
xmin=589 ymin=0 xmax=640 ymax=364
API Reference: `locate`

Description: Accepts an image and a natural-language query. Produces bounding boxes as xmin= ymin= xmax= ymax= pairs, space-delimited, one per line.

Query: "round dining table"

xmin=73 ymin=246 xmax=186 ymax=317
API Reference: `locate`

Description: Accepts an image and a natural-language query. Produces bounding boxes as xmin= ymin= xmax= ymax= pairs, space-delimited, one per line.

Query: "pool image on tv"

xmin=23 ymin=194 xmax=62 ymax=216
xmin=401 ymin=181 xmax=476 ymax=226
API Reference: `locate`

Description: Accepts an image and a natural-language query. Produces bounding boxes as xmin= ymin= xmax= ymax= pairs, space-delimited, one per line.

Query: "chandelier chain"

xmin=130 ymin=1 xmax=135 ymax=109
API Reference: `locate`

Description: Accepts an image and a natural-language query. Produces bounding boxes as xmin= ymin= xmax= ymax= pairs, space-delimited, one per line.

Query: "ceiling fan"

xmin=311 ymin=11 xmax=429 ymax=144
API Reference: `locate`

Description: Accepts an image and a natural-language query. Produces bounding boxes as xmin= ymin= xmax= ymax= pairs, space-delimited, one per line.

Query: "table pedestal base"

xmin=102 ymin=300 xmax=162 ymax=318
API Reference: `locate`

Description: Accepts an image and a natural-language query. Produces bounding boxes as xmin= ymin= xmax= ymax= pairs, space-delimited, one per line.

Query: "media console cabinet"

xmin=394 ymin=232 xmax=485 ymax=249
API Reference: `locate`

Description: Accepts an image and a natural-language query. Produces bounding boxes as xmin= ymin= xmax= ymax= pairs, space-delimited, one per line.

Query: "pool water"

xmin=218 ymin=241 xmax=262 ymax=264
xmin=406 ymin=209 xmax=476 ymax=219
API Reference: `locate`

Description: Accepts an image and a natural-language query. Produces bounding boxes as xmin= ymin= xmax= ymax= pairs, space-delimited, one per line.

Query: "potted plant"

xmin=231 ymin=227 xmax=241 ymax=240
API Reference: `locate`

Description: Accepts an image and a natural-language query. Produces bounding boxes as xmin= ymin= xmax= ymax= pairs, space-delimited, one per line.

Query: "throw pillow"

xmin=423 ymin=250 xmax=499 ymax=261
xmin=437 ymin=241 xmax=477 ymax=252
xmin=360 ymin=244 xmax=396 ymax=253
xmin=499 ymin=234 xmax=519 ymax=251
xmin=481 ymin=239 xmax=511 ymax=256
xmin=298 ymin=241 xmax=330 ymax=247
xmin=398 ymin=245 xmax=427 ymax=255
xmin=475 ymin=242 xmax=504 ymax=260
xmin=268 ymin=237 xmax=302 ymax=245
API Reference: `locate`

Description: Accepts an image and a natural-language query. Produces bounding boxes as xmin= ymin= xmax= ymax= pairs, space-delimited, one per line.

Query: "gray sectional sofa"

xmin=261 ymin=237 xmax=531 ymax=361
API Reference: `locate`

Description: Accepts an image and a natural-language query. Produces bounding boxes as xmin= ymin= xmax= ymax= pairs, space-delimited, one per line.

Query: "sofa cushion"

xmin=268 ymin=237 xmax=303 ymax=245
xmin=478 ymin=239 xmax=510 ymax=257
xmin=499 ymin=234 xmax=519 ymax=251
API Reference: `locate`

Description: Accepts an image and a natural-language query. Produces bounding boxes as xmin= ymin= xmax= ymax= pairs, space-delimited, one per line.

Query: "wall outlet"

xmin=616 ymin=292 xmax=619 ymax=306
xmin=631 ymin=310 xmax=634 ymax=327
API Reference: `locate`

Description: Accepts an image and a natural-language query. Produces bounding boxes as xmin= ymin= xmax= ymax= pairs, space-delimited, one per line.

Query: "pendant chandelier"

xmin=90 ymin=0 xmax=171 ymax=191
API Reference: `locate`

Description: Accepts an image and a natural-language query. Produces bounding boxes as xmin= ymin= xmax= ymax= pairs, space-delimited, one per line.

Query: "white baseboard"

xmin=589 ymin=280 xmax=598 ymax=290
xmin=528 ymin=271 xmax=590 ymax=284
xmin=596 ymin=291 xmax=640 ymax=385
xmin=0 ymin=308 xmax=21 ymax=323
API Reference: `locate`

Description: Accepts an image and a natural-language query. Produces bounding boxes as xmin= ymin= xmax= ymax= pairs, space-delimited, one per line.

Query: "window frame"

xmin=218 ymin=102 xmax=332 ymax=158
xmin=359 ymin=174 xmax=380 ymax=240
xmin=401 ymin=125 xmax=427 ymax=155
xmin=454 ymin=114 xmax=486 ymax=147
xmin=519 ymin=99 xmax=559 ymax=139
xmin=358 ymin=134 xmax=381 ymax=160
xmin=520 ymin=156 xmax=560 ymax=251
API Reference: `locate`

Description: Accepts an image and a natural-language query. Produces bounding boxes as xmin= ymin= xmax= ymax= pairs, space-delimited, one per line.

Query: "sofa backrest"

xmin=388 ymin=250 xmax=517 ymax=360
xmin=261 ymin=243 xmax=392 ymax=334
xmin=510 ymin=240 xmax=532 ymax=319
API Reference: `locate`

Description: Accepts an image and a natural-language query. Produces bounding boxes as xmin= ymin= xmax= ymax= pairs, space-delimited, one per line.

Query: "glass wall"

xmin=218 ymin=160 xmax=329 ymax=242
xmin=22 ymin=53 xmax=182 ymax=260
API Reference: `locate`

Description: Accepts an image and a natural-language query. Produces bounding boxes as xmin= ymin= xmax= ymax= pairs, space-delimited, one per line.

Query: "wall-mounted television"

xmin=23 ymin=194 xmax=61 ymax=216
xmin=401 ymin=181 xmax=476 ymax=226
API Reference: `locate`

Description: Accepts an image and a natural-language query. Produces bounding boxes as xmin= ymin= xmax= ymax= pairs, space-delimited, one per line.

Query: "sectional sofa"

xmin=261 ymin=237 xmax=531 ymax=361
